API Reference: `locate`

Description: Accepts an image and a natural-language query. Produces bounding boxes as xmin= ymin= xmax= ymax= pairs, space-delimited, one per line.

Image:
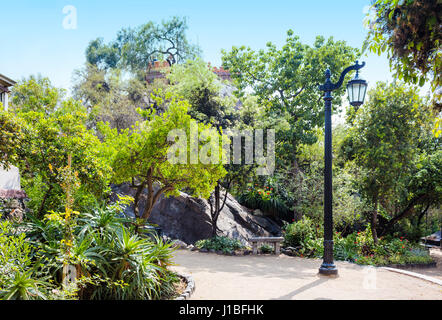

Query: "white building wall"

xmin=0 ymin=166 xmax=21 ymax=190
xmin=3 ymin=92 xmax=8 ymax=111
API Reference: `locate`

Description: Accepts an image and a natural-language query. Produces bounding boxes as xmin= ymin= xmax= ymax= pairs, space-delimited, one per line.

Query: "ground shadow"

xmin=172 ymin=251 xmax=347 ymax=281
xmin=272 ymin=277 xmax=330 ymax=300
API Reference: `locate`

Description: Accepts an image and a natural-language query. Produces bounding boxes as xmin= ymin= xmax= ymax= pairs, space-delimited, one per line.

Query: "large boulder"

xmin=111 ymin=184 xmax=282 ymax=246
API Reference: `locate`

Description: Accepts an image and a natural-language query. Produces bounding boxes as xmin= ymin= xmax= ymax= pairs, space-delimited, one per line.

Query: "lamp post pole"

xmin=318 ymin=61 xmax=366 ymax=276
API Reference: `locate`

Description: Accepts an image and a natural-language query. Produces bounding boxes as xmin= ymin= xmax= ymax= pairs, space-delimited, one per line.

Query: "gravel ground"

xmin=171 ymin=250 xmax=442 ymax=300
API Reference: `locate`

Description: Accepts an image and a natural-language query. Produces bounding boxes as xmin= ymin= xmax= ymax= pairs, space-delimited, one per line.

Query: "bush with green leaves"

xmin=195 ymin=236 xmax=245 ymax=254
xmin=259 ymin=244 xmax=274 ymax=254
xmin=0 ymin=220 xmax=55 ymax=300
xmin=282 ymin=216 xmax=319 ymax=248
xmin=282 ymin=221 xmax=434 ymax=266
xmin=237 ymin=183 xmax=291 ymax=221
xmin=2 ymin=199 xmax=179 ymax=300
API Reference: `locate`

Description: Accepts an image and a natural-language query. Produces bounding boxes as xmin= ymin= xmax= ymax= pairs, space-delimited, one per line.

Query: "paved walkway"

xmin=171 ymin=250 xmax=442 ymax=300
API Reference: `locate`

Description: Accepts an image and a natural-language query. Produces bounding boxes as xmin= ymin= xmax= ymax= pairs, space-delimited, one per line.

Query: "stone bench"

xmin=250 ymin=237 xmax=284 ymax=255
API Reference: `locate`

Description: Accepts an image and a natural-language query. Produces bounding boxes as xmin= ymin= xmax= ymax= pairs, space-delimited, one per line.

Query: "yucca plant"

xmin=0 ymin=269 xmax=52 ymax=300
xmin=80 ymin=227 xmax=178 ymax=300
xmin=4 ymin=197 xmax=179 ymax=300
xmin=77 ymin=204 xmax=130 ymax=241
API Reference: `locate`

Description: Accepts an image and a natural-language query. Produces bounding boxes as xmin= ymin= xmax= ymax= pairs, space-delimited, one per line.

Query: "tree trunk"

xmin=292 ymin=159 xmax=302 ymax=222
xmin=140 ymin=183 xmax=172 ymax=221
xmin=38 ymin=184 xmax=53 ymax=218
xmin=211 ymin=183 xmax=220 ymax=237
xmin=379 ymin=194 xmax=426 ymax=236
xmin=133 ymin=181 xmax=145 ymax=218
xmin=371 ymin=198 xmax=379 ymax=245
xmin=417 ymin=204 xmax=430 ymax=227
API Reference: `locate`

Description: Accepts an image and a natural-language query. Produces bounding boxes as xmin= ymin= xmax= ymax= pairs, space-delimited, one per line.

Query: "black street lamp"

xmin=318 ymin=61 xmax=367 ymax=275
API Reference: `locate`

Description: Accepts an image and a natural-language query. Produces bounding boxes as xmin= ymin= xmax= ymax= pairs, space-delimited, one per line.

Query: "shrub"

xmin=282 ymin=217 xmax=317 ymax=248
xmin=19 ymin=200 xmax=179 ymax=300
xmin=282 ymin=221 xmax=435 ymax=266
xmin=0 ymin=220 xmax=54 ymax=300
xmin=259 ymin=244 xmax=274 ymax=254
xmin=237 ymin=184 xmax=292 ymax=221
xmin=195 ymin=236 xmax=245 ymax=254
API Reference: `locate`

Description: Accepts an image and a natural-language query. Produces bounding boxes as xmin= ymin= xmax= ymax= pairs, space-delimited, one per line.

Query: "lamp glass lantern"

xmin=346 ymin=71 xmax=367 ymax=107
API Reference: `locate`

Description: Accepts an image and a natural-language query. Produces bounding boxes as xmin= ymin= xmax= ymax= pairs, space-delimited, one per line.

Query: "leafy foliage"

xmin=237 ymin=183 xmax=291 ymax=221
xmin=86 ymin=16 xmax=200 ymax=71
xmin=282 ymin=217 xmax=319 ymax=248
xmin=168 ymin=59 xmax=239 ymax=130
xmin=222 ymin=31 xmax=359 ymax=162
xmin=0 ymin=220 xmax=54 ymax=300
xmin=9 ymin=77 xmax=112 ymax=217
xmin=0 ymin=111 xmax=23 ymax=169
xmin=282 ymin=219 xmax=434 ymax=266
xmin=99 ymin=92 xmax=226 ymax=220
xmin=364 ymin=0 xmax=441 ymax=91
xmin=10 ymin=200 xmax=179 ymax=300
xmin=72 ymin=65 xmax=158 ymax=131
xmin=195 ymin=236 xmax=245 ymax=254
xmin=11 ymin=75 xmax=65 ymax=115
xmin=343 ymin=81 xmax=439 ymax=242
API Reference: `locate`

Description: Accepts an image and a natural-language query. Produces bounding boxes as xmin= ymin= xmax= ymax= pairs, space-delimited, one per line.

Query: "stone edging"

xmin=174 ymin=273 xmax=195 ymax=300
xmin=193 ymin=248 xmax=252 ymax=256
xmin=381 ymin=267 xmax=442 ymax=286
xmin=384 ymin=262 xmax=437 ymax=269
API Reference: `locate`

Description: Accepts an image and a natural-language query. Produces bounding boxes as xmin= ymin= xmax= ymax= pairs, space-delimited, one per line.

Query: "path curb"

xmin=174 ymin=273 xmax=195 ymax=300
xmin=381 ymin=267 xmax=442 ymax=286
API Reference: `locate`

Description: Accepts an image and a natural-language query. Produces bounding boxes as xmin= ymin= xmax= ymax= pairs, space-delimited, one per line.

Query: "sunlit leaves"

xmin=221 ymin=30 xmax=359 ymax=163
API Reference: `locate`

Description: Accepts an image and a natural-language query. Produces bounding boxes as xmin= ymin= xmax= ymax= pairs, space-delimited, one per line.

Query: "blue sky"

xmin=1 ymin=0 xmax=392 ymax=94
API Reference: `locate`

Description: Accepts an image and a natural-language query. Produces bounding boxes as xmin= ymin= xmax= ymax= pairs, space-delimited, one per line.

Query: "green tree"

xmin=11 ymin=75 xmax=65 ymax=115
xmin=0 ymin=110 xmax=23 ymax=169
xmin=10 ymin=77 xmax=112 ymax=217
xmin=364 ymin=0 xmax=441 ymax=92
xmin=85 ymin=38 xmax=120 ymax=70
xmin=73 ymin=65 xmax=153 ymax=131
xmin=222 ymin=31 xmax=359 ymax=166
xmin=222 ymin=31 xmax=359 ymax=222
xmin=17 ymin=109 xmax=111 ymax=217
xmin=86 ymin=16 xmax=201 ymax=72
xmin=168 ymin=59 xmax=257 ymax=236
xmin=99 ymin=93 xmax=226 ymax=223
xmin=343 ymin=81 xmax=438 ymax=243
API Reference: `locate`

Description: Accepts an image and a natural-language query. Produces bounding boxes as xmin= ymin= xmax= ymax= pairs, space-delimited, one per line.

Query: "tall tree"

xmin=222 ymin=31 xmax=359 ymax=165
xmin=85 ymin=16 xmax=201 ymax=72
xmin=222 ymin=31 xmax=358 ymax=220
xmin=73 ymin=65 xmax=152 ymax=131
xmin=10 ymin=77 xmax=112 ymax=217
xmin=343 ymin=81 xmax=438 ymax=242
xmin=11 ymin=75 xmax=65 ymax=115
xmin=167 ymin=59 xmax=248 ymax=236
xmin=99 ymin=93 xmax=226 ymax=224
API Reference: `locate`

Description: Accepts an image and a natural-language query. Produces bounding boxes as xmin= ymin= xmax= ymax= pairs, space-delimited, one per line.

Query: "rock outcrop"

xmin=0 ymin=189 xmax=27 ymax=222
xmin=111 ymin=184 xmax=282 ymax=246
